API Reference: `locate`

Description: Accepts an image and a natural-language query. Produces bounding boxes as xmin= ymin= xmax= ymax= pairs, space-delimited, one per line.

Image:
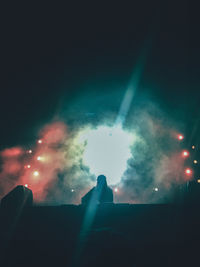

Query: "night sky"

xmin=0 ymin=1 xmax=199 ymax=149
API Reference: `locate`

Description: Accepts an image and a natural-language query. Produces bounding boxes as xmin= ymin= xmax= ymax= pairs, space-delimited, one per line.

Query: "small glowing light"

xmin=37 ymin=156 xmax=41 ymax=161
xmin=28 ymin=150 xmax=32 ymax=154
xmin=192 ymin=145 xmax=195 ymax=149
xmin=33 ymin=171 xmax=39 ymax=177
xmin=24 ymin=184 xmax=28 ymax=188
xmin=38 ymin=139 xmax=42 ymax=144
xmin=154 ymin=187 xmax=159 ymax=192
xmin=194 ymin=160 xmax=198 ymax=164
xmin=197 ymin=179 xmax=200 ymax=183
xmin=182 ymin=151 xmax=189 ymax=157
xmin=71 ymin=189 xmax=74 ymax=192
xmin=24 ymin=164 xmax=31 ymax=169
xmin=178 ymin=135 xmax=184 ymax=140
xmin=185 ymin=168 xmax=192 ymax=175
xmin=114 ymin=188 xmax=118 ymax=192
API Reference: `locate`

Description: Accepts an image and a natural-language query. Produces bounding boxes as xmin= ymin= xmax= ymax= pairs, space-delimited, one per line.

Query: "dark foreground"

xmin=1 ymin=204 xmax=200 ymax=267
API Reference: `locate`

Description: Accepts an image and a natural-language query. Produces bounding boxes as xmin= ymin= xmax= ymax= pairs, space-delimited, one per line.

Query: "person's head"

xmin=97 ymin=175 xmax=107 ymax=188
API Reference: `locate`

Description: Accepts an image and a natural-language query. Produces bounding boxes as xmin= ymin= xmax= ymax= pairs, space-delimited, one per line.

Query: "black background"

xmin=0 ymin=1 xmax=199 ymax=149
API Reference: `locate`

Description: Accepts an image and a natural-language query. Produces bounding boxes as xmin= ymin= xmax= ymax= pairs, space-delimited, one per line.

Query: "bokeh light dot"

xmin=185 ymin=168 xmax=192 ymax=175
xmin=178 ymin=135 xmax=184 ymax=140
xmin=33 ymin=171 xmax=39 ymax=177
xmin=183 ymin=151 xmax=189 ymax=157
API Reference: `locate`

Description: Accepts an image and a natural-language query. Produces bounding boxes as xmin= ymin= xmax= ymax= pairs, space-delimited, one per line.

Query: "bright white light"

xmin=25 ymin=184 xmax=28 ymax=188
xmin=33 ymin=171 xmax=39 ymax=177
xmin=77 ymin=125 xmax=134 ymax=185
xmin=183 ymin=151 xmax=189 ymax=156
xmin=185 ymin=169 xmax=191 ymax=174
xmin=114 ymin=188 xmax=118 ymax=192
xmin=71 ymin=189 xmax=74 ymax=192
xmin=24 ymin=164 xmax=31 ymax=169
xmin=37 ymin=156 xmax=46 ymax=162
xmin=38 ymin=139 xmax=42 ymax=144
xmin=178 ymin=135 xmax=184 ymax=140
xmin=154 ymin=187 xmax=158 ymax=192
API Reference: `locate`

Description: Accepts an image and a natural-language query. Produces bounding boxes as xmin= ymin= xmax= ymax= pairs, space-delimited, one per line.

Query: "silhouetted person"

xmin=81 ymin=175 xmax=113 ymax=205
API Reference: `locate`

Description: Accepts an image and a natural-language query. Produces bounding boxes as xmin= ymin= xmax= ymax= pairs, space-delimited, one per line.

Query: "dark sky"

xmin=0 ymin=1 xmax=199 ymax=149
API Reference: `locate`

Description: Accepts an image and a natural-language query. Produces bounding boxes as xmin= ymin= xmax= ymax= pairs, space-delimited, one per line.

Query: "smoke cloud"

xmin=0 ymin=91 xmax=188 ymax=204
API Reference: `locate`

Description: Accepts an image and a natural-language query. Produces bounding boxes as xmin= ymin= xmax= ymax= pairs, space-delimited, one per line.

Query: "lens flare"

xmin=77 ymin=125 xmax=134 ymax=184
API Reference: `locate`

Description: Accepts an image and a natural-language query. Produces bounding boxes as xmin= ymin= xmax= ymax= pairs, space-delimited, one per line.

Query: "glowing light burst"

xmin=77 ymin=125 xmax=134 ymax=185
xmin=178 ymin=135 xmax=184 ymax=141
xmin=33 ymin=171 xmax=39 ymax=177
xmin=185 ymin=168 xmax=192 ymax=175
xmin=182 ymin=151 xmax=189 ymax=158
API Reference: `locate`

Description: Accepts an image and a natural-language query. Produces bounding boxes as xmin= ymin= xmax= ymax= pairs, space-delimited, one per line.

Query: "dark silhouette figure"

xmin=81 ymin=175 xmax=113 ymax=205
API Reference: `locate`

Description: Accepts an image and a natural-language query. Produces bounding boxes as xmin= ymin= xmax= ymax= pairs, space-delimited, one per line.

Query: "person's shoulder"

xmin=107 ymin=186 xmax=113 ymax=193
xmin=88 ymin=187 xmax=95 ymax=193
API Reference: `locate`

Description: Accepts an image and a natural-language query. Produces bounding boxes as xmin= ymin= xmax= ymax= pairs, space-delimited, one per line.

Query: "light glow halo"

xmin=77 ymin=125 xmax=134 ymax=185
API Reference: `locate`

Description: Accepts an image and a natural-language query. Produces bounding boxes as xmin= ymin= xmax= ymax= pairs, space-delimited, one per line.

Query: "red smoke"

xmin=1 ymin=147 xmax=23 ymax=158
xmin=155 ymin=152 xmax=187 ymax=189
xmin=20 ymin=122 xmax=68 ymax=202
xmin=0 ymin=121 xmax=68 ymax=202
xmin=0 ymin=147 xmax=24 ymax=197
xmin=39 ymin=122 xmax=67 ymax=145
